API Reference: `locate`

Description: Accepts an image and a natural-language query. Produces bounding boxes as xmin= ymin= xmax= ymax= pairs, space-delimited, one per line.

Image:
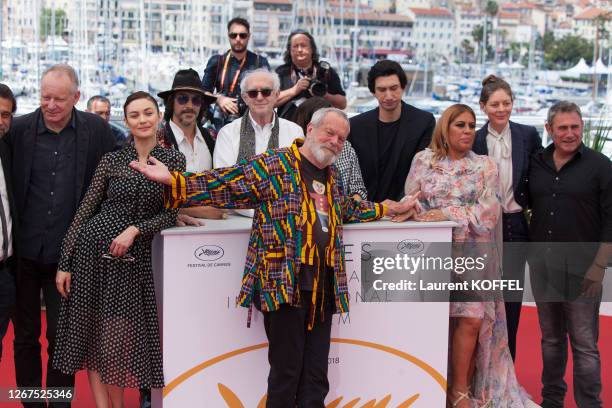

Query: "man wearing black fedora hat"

xmin=157 ymin=68 xmax=227 ymax=224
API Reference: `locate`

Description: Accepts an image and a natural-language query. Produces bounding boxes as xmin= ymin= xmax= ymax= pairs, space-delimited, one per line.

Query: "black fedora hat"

xmin=157 ymin=68 xmax=216 ymax=104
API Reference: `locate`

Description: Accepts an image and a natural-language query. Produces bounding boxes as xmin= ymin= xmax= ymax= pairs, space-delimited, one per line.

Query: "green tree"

xmin=472 ymin=25 xmax=484 ymax=61
xmin=485 ymin=0 xmax=499 ymax=16
xmin=40 ymin=8 xmax=67 ymax=39
xmin=544 ymin=35 xmax=594 ymax=68
xmin=541 ymin=30 xmax=555 ymax=53
xmin=460 ymin=39 xmax=475 ymax=62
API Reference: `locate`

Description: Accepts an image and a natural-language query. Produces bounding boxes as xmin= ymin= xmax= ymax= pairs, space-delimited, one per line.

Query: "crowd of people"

xmin=0 ymin=15 xmax=609 ymax=408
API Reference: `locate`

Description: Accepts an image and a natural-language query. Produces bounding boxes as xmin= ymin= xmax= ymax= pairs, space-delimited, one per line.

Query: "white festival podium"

xmin=152 ymin=216 xmax=456 ymax=407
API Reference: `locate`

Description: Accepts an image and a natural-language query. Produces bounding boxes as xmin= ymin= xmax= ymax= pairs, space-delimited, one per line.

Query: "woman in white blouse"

xmin=472 ymin=75 xmax=542 ymax=362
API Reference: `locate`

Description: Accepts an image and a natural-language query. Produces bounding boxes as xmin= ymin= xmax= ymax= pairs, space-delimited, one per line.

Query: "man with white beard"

xmin=130 ymin=107 xmax=418 ymax=408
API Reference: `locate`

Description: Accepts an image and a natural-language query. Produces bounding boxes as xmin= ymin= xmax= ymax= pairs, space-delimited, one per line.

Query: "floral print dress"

xmin=405 ymin=149 xmax=530 ymax=407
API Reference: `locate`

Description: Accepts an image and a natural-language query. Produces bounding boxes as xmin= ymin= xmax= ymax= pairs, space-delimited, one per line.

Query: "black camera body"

xmin=226 ymin=97 xmax=248 ymax=122
xmin=209 ymin=94 xmax=248 ymax=131
xmin=308 ymin=61 xmax=331 ymax=97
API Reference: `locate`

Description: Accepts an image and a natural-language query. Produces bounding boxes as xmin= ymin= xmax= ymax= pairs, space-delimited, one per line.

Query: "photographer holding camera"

xmin=202 ymin=17 xmax=269 ymax=132
xmin=276 ymin=30 xmax=346 ymax=121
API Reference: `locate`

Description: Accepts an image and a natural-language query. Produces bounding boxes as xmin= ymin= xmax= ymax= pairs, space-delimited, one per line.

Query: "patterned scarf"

xmin=237 ymin=110 xmax=280 ymax=162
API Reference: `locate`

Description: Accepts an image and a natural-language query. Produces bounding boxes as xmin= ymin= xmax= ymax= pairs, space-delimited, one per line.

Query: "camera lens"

xmin=309 ymin=80 xmax=327 ymax=97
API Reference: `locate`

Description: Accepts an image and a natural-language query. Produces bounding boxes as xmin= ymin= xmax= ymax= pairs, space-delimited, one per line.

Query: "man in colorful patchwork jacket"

xmin=131 ymin=107 xmax=417 ymax=407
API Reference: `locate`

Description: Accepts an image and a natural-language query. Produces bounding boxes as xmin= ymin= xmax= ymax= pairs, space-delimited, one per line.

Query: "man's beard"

xmin=230 ymin=43 xmax=246 ymax=53
xmin=311 ymin=142 xmax=338 ymax=167
xmin=176 ymin=110 xmax=197 ymax=127
xmin=0 ymin=127 xmax=7 ymax=137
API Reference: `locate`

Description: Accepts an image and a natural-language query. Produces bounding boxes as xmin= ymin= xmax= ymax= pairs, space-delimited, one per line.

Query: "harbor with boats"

xmin=1 ymin=0 xmax=610 ymax=153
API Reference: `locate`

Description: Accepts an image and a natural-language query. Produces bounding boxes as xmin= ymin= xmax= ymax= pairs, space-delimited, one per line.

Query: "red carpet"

xmin=0 ymin=313 xmax=140 ymax=408
xmin=0 ymin=306 xmax=610 ymax=407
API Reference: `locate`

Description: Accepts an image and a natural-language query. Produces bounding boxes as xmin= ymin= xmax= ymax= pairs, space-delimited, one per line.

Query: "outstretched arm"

xmin=130 ymin=156 xmax=266 ymax=210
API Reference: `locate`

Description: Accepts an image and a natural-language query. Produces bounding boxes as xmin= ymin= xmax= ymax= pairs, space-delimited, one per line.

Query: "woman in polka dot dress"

xmin=52 ymin=91 xmax=185 ymax=406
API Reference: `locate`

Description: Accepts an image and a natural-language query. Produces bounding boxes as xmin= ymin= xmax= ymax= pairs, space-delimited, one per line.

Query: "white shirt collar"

xmin=248 ymin=112 xmax=276 ymax=133
xmin=169 ymin=119 xmax=203 ymax=146
xmin=487 ymin=122 xmax=510 ymax=139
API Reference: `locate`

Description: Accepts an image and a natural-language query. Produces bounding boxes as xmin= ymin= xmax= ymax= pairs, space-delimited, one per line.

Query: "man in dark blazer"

xmin=348 ymin=60 xmax=435 ymax=202
xmin=5 ymin=64 xmax=115 ymax=407
xmin=0 ymin=84 xmax=18 ymax=366
xmin=473 ymin=119 xmax=541 ymax=361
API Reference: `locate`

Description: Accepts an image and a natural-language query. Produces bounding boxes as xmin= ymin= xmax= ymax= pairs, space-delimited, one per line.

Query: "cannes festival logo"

xmin=194 ymin=245 xmax=224 ymax=261
xmin=163 ymin=338 xmax=446 ymax=407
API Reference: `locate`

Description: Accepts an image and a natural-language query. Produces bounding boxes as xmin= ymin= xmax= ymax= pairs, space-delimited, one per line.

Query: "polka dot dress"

xmin=52 ymin=144 xmax=185 ymax=389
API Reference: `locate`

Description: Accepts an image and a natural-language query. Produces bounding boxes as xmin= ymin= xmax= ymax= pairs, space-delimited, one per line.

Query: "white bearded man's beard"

xmin=311 ymin=142 xmax=338 ymax=167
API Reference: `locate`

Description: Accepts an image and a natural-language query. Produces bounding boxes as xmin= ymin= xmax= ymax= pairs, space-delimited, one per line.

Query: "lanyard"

xmin=220 ymin=50 xmax=247 ymax=96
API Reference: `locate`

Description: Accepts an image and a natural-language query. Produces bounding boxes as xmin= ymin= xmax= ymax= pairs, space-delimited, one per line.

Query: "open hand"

xmin=129 ymin=156 xmax=172 ymax=185
xmin=177 ymin=213 xmax=206 ymax=227
xmin=414 ymin=209 xmax=447 ymax=222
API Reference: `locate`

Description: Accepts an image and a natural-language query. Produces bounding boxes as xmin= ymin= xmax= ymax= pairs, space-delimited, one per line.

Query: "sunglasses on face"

xmin=229 ymin=32 xmax=248 ymax=39
xmin=245 ymin=88 xmax=273 ymax=98
xmin=175 ymin=94 xmax=202 ymax=106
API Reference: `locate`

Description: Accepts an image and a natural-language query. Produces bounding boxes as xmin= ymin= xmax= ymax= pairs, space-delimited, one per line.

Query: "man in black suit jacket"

xmin=5 ymin=64 xmax=115 ymax=407
xmin=0 ymin=84 xmax=18 ymax=366
xmin=473 ymin=119 xmax=541 ymax=362
xmin=348 ymin=60 xmax=435 ymax=202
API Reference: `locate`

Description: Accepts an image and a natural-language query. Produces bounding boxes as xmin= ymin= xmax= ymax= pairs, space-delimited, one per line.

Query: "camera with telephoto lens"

xmin=226 ymin=97 xmax=248 ymax=122
xmin=308 ymin=61 xmax=331 ymax=97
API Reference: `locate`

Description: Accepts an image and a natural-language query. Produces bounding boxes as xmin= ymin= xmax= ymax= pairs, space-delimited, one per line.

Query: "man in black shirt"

xmin=202 ymin=17 xmax=269 ymax=131
xmin=5 ymin=64 xmax=116 ymax=407
xmin=275 ymin=30 xmax=346 ymax=121
xmin=348 ymin=60 xmax=435 ymax=202
xmin=0 ymin=84 xmax=17 ymax=366
xmin=528 ymin=101 xmax=611 ymax=408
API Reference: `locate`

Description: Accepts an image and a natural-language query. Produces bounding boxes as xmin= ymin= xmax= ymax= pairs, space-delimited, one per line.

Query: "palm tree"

xmin=481 ymin=0 xmax=498 ymax=66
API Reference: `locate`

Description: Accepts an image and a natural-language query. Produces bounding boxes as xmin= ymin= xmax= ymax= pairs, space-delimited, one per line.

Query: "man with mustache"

xmin=528 ymin=101 xmax=611 ymax=408
xmin=0 ymin=84 xmax=17 ymax=366
xmin=202 ymin=17 xmax=269 ymax=131
xmin=158 ymin=68 xmax=228 ymax=224
xmin=131 ymin=106 xmax=417 ymax=407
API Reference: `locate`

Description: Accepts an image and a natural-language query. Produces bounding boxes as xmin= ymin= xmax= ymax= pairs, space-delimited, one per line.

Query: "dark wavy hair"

xmin=0 ymin=83 xmax=16 ymax=113
xmin=367 ymin=60 xmax=407 ymax=93
xmin=283 ymin=30 xmax=320 ymax=66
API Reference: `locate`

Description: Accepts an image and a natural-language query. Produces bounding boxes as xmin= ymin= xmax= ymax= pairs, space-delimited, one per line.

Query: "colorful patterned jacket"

xmin=165 ymin=139 xmax=386 ymax=316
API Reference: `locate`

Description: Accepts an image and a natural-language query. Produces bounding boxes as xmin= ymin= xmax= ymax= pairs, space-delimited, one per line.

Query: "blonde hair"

xmin=429 ymin=104 xmax=476 ymax=160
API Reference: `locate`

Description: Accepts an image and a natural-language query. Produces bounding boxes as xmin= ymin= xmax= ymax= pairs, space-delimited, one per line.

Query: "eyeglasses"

xmin=245 ymin=88 xmax=273 ymax=98
xmin=229 ymin=32 xmax=248 ymax=39
xmin=102 ymin=253 xmax=136 ymax=262
xmin=175 ymin=94 xmax=202 ymax=106
xmin=0 ymin=111 xmax=12 ymax=120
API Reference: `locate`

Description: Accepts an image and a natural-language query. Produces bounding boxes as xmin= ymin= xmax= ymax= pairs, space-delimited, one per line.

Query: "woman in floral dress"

xmin=403 ymin=104 xmax=534 ymax=407
xmin=53 ymin=91 xmax=185 ymax=407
